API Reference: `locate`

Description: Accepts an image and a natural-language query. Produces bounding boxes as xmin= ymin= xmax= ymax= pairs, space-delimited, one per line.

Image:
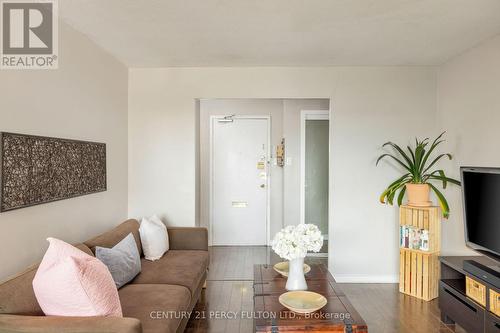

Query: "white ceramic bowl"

xmin=279 ymin=291 xmax=328 ymax=314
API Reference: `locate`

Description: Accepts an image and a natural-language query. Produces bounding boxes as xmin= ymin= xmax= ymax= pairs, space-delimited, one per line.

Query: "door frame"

xmin=300 ymin=110 xmax=330 ymax=237
xmin=209 ymin=115 xmax=272 ymax=246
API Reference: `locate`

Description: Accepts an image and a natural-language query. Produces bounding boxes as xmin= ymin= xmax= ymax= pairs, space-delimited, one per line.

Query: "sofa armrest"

xmin=0 ymin=314 xmax=142 ymax=333
xmin=167 ymin=227 xmax=208 ymax=251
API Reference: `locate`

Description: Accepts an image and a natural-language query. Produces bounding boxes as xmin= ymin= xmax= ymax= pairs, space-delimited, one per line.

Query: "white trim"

xmin=300 ymin=110 xmax=330 ymax=230
xmin=333 ymin=274 xmax=399 ymax=284
xmin=209 ymin=115 xmax=271 ymax=246
xmin=327 ymin=102 xmax=333 ymax=272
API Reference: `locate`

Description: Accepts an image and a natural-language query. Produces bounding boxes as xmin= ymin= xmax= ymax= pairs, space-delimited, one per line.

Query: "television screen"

xmin=462 ymin=167 xmax=500 ymax=258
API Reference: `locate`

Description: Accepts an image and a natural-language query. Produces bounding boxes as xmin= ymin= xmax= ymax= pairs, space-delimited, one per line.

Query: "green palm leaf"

xmin=422 ymin=153 xmax=452 ymax=174
xmin=424 ymin=169 xmax=445 ymax=181
xmin=407 ymin=146 xmax=416 ymax=167
xmin=388 ymin=183 xmax=405 ymax=205
xmin=397 ymin=186 xmax=406 ymax=206
xmin=382 ymin=142 xmax=414 ymax=170
xmin=428 ymin=183 xmax=450 ymax=218
xmin=425 ymin=169 xmax=447 ymax=188
xmin=420 ymin=132 xmax=445 ymax=173
xmin=414 ymin=145 xmax=426 ymax=181
xmin=379 ymin=174 xmax=411 ymax=203
xmin=376 ymin=154 xmax=412 ymax=173
xmin=428 ymin=175 xmax=461 ymax=187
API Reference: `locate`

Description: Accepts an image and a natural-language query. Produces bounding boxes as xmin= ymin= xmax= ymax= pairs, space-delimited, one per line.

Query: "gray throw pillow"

xmin=96 ymin=233 xmax=141 ymax=288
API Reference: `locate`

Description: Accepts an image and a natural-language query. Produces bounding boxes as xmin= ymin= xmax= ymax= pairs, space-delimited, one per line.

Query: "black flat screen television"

xmin=461 ymin=167 xmax=500 ymax=261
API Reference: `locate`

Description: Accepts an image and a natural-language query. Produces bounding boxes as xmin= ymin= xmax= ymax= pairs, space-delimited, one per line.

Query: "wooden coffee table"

xmin=253 ymin=264 xmax=368 ymax=332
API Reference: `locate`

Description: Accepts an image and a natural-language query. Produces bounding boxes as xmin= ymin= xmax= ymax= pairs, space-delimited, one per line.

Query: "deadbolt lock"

xmin=260 ymin=184 xmax=266 ymax=188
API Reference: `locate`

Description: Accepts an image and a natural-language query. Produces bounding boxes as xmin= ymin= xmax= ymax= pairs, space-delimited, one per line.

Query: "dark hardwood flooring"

xmin=185 ymin=246 xmax=466 ymax=333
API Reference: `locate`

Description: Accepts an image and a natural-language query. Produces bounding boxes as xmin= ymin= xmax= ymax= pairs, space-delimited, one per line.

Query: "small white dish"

xmin=279 ymin=291 xmax=328 ymax=314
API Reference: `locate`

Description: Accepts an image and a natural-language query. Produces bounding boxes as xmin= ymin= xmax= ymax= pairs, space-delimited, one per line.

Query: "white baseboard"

xmin=306 ymin=253 xmax=328 ymax=258
xmin=333 ymin=274 xmax=399 ymax=283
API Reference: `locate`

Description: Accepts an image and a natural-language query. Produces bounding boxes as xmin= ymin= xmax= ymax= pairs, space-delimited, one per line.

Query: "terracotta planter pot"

xmin=406 ymin=183 xmax=432 ymax=207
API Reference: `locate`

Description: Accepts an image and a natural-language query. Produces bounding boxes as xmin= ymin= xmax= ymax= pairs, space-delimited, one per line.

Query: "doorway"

xmin=210 ymin=116 xmax=270 ymax=245
xmin=300 ymin=111 xmax=329 ymax=252
xmin=200 ymin=98 xmax=330 ymax=247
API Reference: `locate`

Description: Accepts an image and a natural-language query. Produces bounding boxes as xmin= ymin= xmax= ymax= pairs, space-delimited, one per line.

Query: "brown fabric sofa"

xmin=0 ymin=219 xmax=209 ymax=333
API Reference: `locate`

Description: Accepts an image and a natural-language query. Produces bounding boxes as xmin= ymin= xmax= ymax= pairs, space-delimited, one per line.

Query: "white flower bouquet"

xmin=271 ymin=224 xmax=323 ymax=260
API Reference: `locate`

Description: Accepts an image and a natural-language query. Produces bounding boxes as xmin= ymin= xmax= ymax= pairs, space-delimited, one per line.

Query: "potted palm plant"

xmin=376 ymin=132 xmax=460 ymax=218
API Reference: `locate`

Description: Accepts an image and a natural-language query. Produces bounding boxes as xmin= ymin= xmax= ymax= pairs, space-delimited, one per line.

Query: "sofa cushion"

xmin=119 ymin=284 xmax=190 ymax=333
xmin=85 ymin=219 xmax=143 ymax=257
xmin=131 ymin=250 xmax=208 ymax=296
xmin=0 ymin=265 xmax=42 ymax=316
xmin=96 ymin=233 xmax=142 ymax=288
xmin=0 ymin=314 xmax=142 ymax=333
xmin=0 ymin=243 xmax=93 ymax=316
xmin=139 ymin=216 xmax=169 ymax=261
xmin=33 ymin=238 xmax=122 ymax=317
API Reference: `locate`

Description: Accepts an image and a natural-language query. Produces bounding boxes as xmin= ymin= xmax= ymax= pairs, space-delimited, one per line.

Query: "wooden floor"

xmin=185 ymin=246 xmax=466 ymax=333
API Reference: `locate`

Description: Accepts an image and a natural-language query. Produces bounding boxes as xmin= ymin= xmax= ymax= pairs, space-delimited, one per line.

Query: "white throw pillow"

xmin=139 ymin=215 xmax=169 ymax=261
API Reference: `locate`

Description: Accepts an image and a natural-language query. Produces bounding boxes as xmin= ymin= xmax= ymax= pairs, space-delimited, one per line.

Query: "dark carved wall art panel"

xmin=0 ymin=132 xmax=106 ymax=212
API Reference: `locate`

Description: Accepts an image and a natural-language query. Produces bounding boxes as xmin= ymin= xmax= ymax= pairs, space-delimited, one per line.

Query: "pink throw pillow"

xmin=33 ymin=238 xmax=122 ymax=317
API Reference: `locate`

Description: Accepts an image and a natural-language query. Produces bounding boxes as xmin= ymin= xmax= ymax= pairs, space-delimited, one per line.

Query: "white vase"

xmin=285 ymin=257 xmax=308 ymax=291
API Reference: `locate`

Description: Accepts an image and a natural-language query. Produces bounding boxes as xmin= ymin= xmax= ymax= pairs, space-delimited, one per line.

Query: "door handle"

xmin=260 ymin=184 xmax=266 ymax=188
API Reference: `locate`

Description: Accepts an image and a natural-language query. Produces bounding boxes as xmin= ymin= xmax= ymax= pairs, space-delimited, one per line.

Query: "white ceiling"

xmin=60 ymin=0 xmax=500 ymax=68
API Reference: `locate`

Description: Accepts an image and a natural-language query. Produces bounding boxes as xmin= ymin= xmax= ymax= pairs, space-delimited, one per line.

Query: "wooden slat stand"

xmin=399 ymin=205 xmax=441 ymax=301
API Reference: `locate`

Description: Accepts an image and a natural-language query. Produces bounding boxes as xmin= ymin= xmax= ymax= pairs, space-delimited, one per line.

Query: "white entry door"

xmin=211 ymin=117 xmax=269 ymax=245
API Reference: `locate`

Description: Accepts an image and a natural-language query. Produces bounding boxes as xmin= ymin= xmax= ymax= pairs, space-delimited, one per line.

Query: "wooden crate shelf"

xmin=399 ymin=205 xmax=441 ymax=301
xmin=399 ymin=205 xmax=440 ymax=253
xmin=399 ymin=248 xmax=439 ymax=300
xmin=400 ymin=248 xmax=439 ymax=255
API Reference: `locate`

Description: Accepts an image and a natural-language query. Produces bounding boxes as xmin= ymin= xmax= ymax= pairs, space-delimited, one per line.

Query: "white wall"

xmin=437 ymin=35 xmax=500 ymax=256
xmin=0 ymin=22 xmax=128 ymax=280
xmin=128 ymin=67 xmax=437 ymax=282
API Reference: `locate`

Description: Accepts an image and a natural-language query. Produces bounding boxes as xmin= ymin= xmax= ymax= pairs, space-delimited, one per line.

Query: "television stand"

xmin=464 ymin=260 xmax=500 ymax=289
xmin=439 ymin=256 xmax=500 ymax=332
